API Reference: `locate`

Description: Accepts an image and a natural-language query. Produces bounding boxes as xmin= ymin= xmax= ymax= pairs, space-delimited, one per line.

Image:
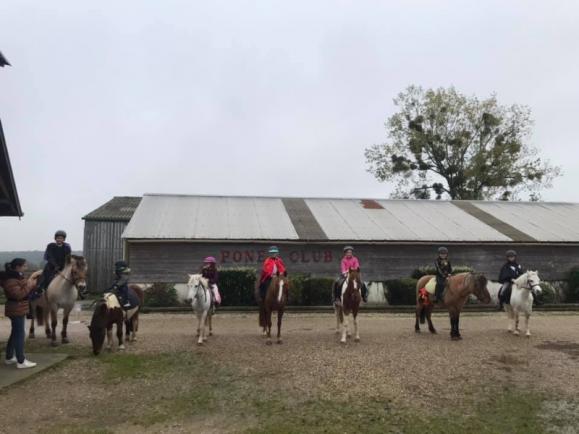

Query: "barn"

xmin=116 ymin=193 xmax=579 ymax=285
xmin=82 ymin=196 xmax=141 ymax=291
xmin=0 ymin=119 xmax=22 ymax=217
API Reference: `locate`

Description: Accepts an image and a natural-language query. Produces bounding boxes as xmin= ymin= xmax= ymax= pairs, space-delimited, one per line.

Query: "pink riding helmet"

xmin=203 ymin=256 xmax=217 ymax=264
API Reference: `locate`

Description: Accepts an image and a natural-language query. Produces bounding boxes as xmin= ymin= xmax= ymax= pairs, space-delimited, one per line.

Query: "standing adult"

xmin=1 ymin=258 xmax=41 ymax=368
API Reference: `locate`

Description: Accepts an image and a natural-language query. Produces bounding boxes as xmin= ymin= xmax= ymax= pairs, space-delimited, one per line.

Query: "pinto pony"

xmin=258 ymin=273 xmax=289 ymax=345
xmin=44 ymin=255 xmax=88 ymax=346
xmin=334 ymin=268 xmax=362 ymax=344
xmin=416 ymin=272 xmax=490 ymax=340
xmin=504 ymin=271 xmax=542 ymax=337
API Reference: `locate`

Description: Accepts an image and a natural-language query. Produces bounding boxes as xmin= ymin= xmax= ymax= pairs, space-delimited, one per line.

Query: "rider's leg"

xmin=434 ymin=278 xmax=444 ymax=302
xmin=361 ymin=282 xmax=368 ymax=303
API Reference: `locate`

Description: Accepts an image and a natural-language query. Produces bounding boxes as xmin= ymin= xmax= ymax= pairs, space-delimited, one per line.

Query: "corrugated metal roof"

xmin=83 ymin=197 xmax=142 ymax=222
xmin=122 ymin=195 xmax=299 ymax=240
xmin=473 ymin=202 xmax=579 ymax=242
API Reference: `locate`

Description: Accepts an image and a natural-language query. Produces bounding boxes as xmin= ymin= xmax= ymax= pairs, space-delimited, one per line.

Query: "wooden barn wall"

xmin=126 ymin=241 xmax=579 ymax=284
xmin=83 ymin=221 xmax=128 ymax=292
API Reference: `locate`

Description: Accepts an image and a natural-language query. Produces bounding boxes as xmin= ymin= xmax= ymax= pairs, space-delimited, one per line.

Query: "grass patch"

xmin=40 ymin=426 xmax=113 ymax=434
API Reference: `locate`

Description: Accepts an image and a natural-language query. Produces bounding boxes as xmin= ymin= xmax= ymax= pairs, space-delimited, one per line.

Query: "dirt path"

xmin=0 ymin=311 xmax=578 ymax=433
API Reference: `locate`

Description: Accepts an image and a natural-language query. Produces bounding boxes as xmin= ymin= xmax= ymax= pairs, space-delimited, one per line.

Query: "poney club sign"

xmin=219 ymin=248 xmax=334 ymax=265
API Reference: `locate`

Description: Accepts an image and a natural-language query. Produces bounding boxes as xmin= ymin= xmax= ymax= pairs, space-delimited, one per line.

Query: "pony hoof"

xmin=340 ymin=340 xmax=346 ymax=345
xmin=119 ymin=345 xmax=126 ymax=350
xmin=197 ymin=341 xmax=203 ymax=346
xmin=266 ymin=340 xmax=272 ymax=346
xmin=277 ymin=339 xmax=283 ymax=345
xmin=526 ymin=333 xmax=531 ymax=338
xmin=513 ymin=330 xmax=520 ymax=336
xmin=451 ymin=336 xmax=461 ymax=341
xmin=354 ymin=337 xmax=360 ymax=342
xmin=209 ymin=332 xmax=213 ymax=336
xmin=429 ymin=329 xmax=437 ymax=334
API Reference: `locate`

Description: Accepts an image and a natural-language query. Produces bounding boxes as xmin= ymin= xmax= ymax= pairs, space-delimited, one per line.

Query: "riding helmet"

xmin=343 ymin=246 xmax=354 ymax=253
xmin=268 ymin=246 xmax=279 ymax=254
xmin=506 ymin=249 xmax=517 ymax=257
xmin=438 ymin=246 xmax=449 ymax=254
xmin=54 ymin=230 xmax=67 ymax=239
xmin=114 ymin=260 xmax=131 ymax=274
xmin=203 ymin=256 xmax=217 ymax=264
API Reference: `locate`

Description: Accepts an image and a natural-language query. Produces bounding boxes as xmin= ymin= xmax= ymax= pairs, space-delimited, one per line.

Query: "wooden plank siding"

xmin=126 ymin=241 xmax=579 ymax=284
xmin=83 ymin=220 xmax=128 ymax=292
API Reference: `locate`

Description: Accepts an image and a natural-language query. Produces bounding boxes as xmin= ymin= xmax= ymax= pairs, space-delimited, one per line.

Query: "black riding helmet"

xmin=114 ymin=260 xmax=130 ymax=275
xmin=506 ymin=250 xmax=517 ymax=258
xmin=54 ymin=230 xmax=67 ymax=239
xmin=438 ymin=246 xmax=449 ymax=255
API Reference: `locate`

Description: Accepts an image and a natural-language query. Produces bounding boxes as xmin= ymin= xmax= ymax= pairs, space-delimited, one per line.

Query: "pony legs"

xmin=61 ymin=306 xmax=72 ymax=344
xmin=340 ymin=314 xmax=349 ymax=344
xmin=335 ymin=305 xmax=341 ymax=334
xmin=353 ymin=313 xmax=360 ymax=342
xmin=276 ymin=310 xmax=284 ymax=344
xmin=196 ymin=310 xmax=208 ymax=345
xmin=49 ymin=307 xmax=58 ymax=346
xmin=265 ymin=309 xmax=273 ymax=345
xmin=524 ymin=313 xmax=531 ymax=337
xmin=117 ymin=321 xmax=125 ymax=350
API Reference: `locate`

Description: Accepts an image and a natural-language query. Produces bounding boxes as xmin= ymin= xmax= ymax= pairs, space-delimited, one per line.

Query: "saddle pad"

xmin=103 ymin=292 xmax=121 ymax=310
xmin=425 ymin=277 xmax=437 ymax=295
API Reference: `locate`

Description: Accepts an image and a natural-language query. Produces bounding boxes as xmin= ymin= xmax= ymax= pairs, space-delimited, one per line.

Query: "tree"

xmin=365 ymin=86 xmax=561 ymax=200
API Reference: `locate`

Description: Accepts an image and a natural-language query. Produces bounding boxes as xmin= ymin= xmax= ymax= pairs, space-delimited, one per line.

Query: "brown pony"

xmin=258 ymin=274 xmax=289 ymax=345
xmin=88 ymin=284 xmax=144 ymax=355
xmin=415 ymin=272 xmax=490 ymax=340
xmin=335 ymin=268 xmax=362 ymax=344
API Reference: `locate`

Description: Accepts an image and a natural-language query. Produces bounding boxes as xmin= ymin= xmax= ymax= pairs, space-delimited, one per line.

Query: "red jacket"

xmin=260 ymin=257 xmax=286 ymax=283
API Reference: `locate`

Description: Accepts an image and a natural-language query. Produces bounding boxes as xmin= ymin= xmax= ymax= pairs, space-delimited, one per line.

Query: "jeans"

xmin=6 ymin=315 xmax=26 ymax=363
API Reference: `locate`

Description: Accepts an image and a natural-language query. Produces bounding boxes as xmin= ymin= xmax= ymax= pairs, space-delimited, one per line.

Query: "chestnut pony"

xmin=258 ymin=273 xmax=289 ymax=345
xmin=415 ymin=272 xmax=490 ymax=340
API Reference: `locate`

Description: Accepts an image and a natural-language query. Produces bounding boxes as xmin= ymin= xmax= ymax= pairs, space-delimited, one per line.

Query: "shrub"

xmin=144 ymin=283 xmax=179 ymax=307
xmin=539 ymin=281 xmax=557 ymax=304
xmin=288 ymin=273 xmax=309 ymax=306
xmin=411 ymin=265 xmax=474 ymax=279
xmin=566 ymin=267 xmax=579 ymax=303
xmin=219 ymin=268 xmax=257 ymax=306
xmin=385 ymin=278 xmax=418 ymax=305
xmin=302 ymin=277 xmax=334 ymax=306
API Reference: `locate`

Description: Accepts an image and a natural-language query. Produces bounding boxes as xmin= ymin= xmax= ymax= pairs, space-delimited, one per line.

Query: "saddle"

xmin=103 ymin=292 xmax=121 ymax=310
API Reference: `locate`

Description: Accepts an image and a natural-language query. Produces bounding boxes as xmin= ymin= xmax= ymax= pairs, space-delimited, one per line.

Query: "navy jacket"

xmin=498 ymin=262 xmax=523 ymax=284
xmin=44 ymin=243 xmax=71 ymax=271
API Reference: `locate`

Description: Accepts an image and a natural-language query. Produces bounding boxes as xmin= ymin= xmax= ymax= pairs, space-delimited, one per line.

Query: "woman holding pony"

xmin=1 ymin=258 xmax=42 ymax=369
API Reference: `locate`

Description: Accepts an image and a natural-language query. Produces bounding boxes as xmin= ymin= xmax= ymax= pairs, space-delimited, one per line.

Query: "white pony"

xmin=184 ymin=274 xmax=213 ymax=345
xmin=504 ymin=271 xmax=542 ymax=337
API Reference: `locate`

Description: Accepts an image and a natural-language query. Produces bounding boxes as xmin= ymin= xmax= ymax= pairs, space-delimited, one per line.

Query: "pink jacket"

xmin=341 ymin=256 xmax=360 ymax=274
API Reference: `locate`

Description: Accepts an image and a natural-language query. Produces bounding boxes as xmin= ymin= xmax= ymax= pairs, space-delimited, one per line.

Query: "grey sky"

xmin=1 ymin=0 xmax=578 ymax=250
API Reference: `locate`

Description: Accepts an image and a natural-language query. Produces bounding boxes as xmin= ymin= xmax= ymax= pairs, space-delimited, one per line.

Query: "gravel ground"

xmin=1 ymin=311 xmax=578 ymax=433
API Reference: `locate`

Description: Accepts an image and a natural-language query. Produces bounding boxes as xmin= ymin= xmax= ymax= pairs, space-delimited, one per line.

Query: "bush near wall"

xmin=385 ymin=278 xmax=418 ymax=305
xmin=302 ymin=277 xmax=334 ymax=306
xmin=219 ymin=268 xmax=257 ymax=306
xmin=411 ymin=265 xmax=475 ymax=280
xmin=566 ymin=267 xmax=579 ymax=303
xmin=144 ymin=283 xmax=179 ymax=307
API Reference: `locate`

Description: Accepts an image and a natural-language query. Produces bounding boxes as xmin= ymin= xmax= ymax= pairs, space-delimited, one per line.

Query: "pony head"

xmin=525 ymin=270 xmax=542 ymax=294
xmin=470 ymin=273 xmax=491 ymax=304
xmin=69 ymin=255 xmax=88 ymax=295
xmin=186 ymin=274 xmax=208 ymax=304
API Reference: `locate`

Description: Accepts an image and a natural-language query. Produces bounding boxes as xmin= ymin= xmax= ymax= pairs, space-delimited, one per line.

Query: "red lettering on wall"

xmin=221 ymin=250 xmax=230 ymax=263
xmin=245 ymin=250 xmax=255 ymax=262
xmin=312 ymin=251 xmax=321 ymax=263
xmin=289 ymin=251 xmax=299 ymax=263
xmin=324 ymin=251 xmax=333 ymax=263
xmin=300 ymin=251 xmax=310 ymax=263
xmin=232 ymin=251 xmax=242 ymax=262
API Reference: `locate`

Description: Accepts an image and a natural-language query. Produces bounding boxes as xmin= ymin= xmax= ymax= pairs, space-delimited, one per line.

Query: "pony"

xmin=43 ymin=255 xmax=88 ymax=346
xmin=88 ymin=284 xmax=144 ymax=355
xmin=415 ymin=272 xmax=490 ymax=340
xmin=334 ymin=268 xmax=362 ymax=344
xmin=88 ymin=293 xmax=124 ymax=355
xmin=185 ymin=274 xmax=213 ymax=346
xmin=258 ymin=273 xmax=289 ymax=345
xmin=504 ymin=271 xmax=542 ymax=337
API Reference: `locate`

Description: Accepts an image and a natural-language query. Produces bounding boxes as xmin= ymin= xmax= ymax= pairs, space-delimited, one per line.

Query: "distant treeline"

xmin=0 ymin=251 xmax=82 ymax=270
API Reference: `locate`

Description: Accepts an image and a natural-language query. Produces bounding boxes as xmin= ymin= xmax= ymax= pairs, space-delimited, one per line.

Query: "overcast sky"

xmin=1 ymin=0 xmax=578 ymax=250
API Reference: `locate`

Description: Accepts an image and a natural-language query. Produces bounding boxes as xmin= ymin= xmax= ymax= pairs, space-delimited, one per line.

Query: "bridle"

xmin=190 ymin=278 xmax=208 ymax=303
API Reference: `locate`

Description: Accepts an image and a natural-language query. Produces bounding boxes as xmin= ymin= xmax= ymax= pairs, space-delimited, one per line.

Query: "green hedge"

xmin=385 ymin=278 xmax=418 ymax=305
xmin=411 ymin=265 xmax=475 ymax=279
xmin=567 ymin=267 xmax=579 ymax=303
xmin=144 ymin=283 xmax=179 ymax=307
xmin=539 ymin=281 xmax=557 ymax=304
xmin=219 ymin=268 xmax=257 ymax=306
